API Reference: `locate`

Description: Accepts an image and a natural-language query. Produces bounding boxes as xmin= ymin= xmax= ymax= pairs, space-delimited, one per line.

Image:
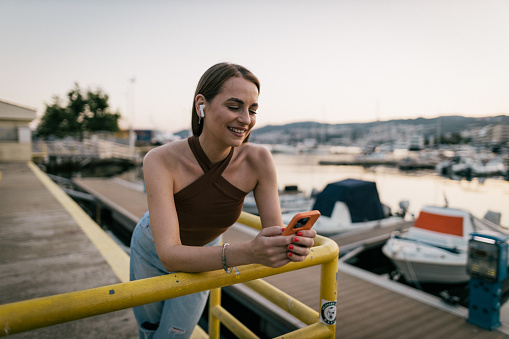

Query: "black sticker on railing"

xmin=320 ymin=299 xmax=336 ymax=325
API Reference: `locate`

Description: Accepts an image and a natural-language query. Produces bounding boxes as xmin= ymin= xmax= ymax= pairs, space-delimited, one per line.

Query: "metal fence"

xmin=33 ymin=139 xmax=138 ymax=161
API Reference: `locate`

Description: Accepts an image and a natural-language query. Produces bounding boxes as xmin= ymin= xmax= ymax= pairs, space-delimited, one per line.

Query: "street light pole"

xmin=128 ymin=77 xmax=136 ymax=155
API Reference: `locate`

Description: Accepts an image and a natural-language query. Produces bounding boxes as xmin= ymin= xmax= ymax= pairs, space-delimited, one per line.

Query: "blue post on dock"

xmin=467 ymin=231 xmax=509 ymax=330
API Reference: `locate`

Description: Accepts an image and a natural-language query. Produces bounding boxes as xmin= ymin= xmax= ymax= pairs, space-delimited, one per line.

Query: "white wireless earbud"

xmin=199 ymin=105 xmax=205 ymax=117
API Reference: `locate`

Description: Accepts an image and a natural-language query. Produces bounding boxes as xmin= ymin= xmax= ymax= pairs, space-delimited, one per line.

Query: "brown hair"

xmin=191 ymin=62 xmax=260 ymax=142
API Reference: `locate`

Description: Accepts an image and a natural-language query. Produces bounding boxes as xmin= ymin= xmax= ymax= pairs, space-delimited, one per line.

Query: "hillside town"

xmin=248 ymin=116 xmax=509 ymax=151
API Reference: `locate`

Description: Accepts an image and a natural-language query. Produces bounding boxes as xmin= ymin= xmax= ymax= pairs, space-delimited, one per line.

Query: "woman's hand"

xmin=285 ymin=228 xmax=316 ymax=262
xmin=248 ymin=227 xmax=317 ymax=268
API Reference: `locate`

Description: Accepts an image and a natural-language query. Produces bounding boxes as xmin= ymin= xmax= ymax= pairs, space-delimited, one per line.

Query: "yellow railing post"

xmin=320 ymin=254 xmax=339 ymax=338
xmin=208 ymin=288 xmax=221 ymax=339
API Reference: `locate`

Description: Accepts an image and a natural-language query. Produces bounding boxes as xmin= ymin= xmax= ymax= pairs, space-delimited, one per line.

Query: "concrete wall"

xmin=0 ymin=143 xmax=32 ymax=162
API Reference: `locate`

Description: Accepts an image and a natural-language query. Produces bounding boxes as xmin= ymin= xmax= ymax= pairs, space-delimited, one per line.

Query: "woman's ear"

xmin=195 ymin=94 xmax=206 ymax=114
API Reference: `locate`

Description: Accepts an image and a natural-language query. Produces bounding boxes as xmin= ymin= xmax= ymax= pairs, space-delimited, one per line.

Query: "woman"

xmin=130 ymin=62 xmax=316 ymax=338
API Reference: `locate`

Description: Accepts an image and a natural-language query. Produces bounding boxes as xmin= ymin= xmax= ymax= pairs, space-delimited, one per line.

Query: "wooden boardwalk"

xmin=73 ymin=175 xmax=509 ymax=338
xmin=0 ymin=163 xmax=138 ymax=338
xmin=3 ymin=163 xmax=509 ymax=338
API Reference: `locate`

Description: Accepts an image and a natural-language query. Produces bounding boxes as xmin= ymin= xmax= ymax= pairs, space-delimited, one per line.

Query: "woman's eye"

xmin=249 ymin=110 xmax=257 ymax=115
xmin=228 ymin=106 xmax=240 ymax=111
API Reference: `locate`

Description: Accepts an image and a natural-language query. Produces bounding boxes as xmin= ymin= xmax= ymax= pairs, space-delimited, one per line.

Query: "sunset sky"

xmin=1 ymin=0 xmax=508 ymax=133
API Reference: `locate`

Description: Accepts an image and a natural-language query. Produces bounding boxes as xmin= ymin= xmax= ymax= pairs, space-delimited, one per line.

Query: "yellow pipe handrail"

xmin=0 ymin=212 xmax=338 ymax=338
xmin=209 ymin=305 xmax=258 ymax=338
xmin=206 ymin=223 xmax=338 ymax=338
xmin=237 ymin=211 xmax=263 ymax=230
xmin=242 ymin=279 xmax=319 ymax=325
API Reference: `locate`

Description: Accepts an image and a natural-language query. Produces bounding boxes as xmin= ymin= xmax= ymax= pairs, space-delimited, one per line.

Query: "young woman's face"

xmin=202 ymin=77 xmax=258 ymax=147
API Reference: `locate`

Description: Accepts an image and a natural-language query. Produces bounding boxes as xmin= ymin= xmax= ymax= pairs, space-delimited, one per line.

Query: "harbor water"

xmin=271 ymin=152 xmax=509 ymax=227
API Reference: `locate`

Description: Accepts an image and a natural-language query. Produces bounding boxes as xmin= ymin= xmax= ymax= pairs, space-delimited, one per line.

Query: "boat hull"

xmin=387 ymin=256 xmax=469 ymax=284
xmin=382 ymin=238 xmax=468 ymax=283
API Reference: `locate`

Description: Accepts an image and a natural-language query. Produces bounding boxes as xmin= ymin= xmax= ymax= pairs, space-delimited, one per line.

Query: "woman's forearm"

xmin=158 ymin=226 xmax=309 ymax=273
xmin=158 ymin=241 xmax=253 ymax=273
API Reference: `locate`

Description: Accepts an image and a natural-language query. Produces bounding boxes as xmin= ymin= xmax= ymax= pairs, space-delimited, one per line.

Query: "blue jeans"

xmin=130 ymin=212 xmax=221 ymax=339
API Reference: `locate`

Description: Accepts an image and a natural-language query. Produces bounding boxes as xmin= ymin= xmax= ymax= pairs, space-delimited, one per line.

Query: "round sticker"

xmin=320 ymin=300 xmax=336 ymax=325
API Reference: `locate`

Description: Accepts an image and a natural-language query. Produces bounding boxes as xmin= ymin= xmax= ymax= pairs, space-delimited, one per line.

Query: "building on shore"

xmin=0 ymin=99 xmax=36 ymax=162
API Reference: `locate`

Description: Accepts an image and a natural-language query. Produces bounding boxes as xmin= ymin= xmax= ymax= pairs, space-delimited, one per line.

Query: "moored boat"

xmin=282 ymin=179 xmax=408 ymax=236
xmin=243 ymin=185 xmax=314 ymax=215
xmin=382 ymin=205 xmax=507 ymax=283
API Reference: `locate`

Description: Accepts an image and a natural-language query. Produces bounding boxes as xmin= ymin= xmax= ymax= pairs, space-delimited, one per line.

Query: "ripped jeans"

xmin=130 ymin=212 xmax=221 ymax=339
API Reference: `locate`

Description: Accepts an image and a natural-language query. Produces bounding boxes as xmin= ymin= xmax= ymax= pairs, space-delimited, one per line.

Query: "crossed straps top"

xmin=174 ymin=136 xmax=248 ymax=246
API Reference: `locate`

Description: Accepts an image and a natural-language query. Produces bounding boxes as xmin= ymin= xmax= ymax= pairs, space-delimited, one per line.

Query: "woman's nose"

xmin=237 ymin=108 xmax=251 ymax=124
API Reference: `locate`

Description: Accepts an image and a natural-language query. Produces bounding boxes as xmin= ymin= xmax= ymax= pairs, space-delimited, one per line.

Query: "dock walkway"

xmin=0 ymin=162 xmax=138 ymax=338
xmin=3 ymin=163 xmax=509 ymax=338
xmin=74 ymin=176 xmax=509 ymax=338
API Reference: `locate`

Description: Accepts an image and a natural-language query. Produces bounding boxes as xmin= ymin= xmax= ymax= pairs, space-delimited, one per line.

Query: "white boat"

xmin=270 ymin=144 xmax=299 ymax=154
xmin=436 ymin=154 xmax=506 ymax=177
xmin=382 ymin=205 xmax=507 ymax=284
xmin=243 ymin=185 xmax=314 ymax=215
xmin=472 ymin=156 xmax=506 ymax=176
xmin=282 ymin=179 xmax=408 ymax=236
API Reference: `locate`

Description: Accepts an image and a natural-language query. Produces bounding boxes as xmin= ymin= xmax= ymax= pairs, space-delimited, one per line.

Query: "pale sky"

xmin=1 ymin=0 xmax=508 ymax=133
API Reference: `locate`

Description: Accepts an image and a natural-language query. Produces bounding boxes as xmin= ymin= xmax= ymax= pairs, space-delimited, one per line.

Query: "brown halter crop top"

xmin=174 ymin=136 xmax=248 ymax=246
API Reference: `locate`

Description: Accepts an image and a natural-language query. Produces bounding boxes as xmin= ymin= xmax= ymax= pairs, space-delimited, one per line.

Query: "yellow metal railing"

xmin=0 ymin=212 xmax=338 ymax=338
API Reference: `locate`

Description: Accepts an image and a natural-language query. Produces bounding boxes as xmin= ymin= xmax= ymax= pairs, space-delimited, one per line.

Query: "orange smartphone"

xmin=282 ymin=210 xmax=321 ymax=236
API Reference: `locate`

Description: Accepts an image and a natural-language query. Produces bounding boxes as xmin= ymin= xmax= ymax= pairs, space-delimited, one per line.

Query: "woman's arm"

xmin=249 ymin=146 xmax=316 ymax=263
xmin=252 ymin=146 xmax=283 ymax=228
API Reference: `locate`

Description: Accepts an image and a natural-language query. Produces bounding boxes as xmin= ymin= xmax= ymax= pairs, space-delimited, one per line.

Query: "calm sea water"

xmin=271 ymin=153 xmax=509 ymax=227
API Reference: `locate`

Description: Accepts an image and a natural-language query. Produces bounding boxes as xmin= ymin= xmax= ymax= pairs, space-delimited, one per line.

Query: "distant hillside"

xmin=174 ymin=115 xmax=509 ymax=141
xmin=252 ymin=115 xmax=509 ymax=136
xmin=174 ymin=129 xmax=192 ymax=139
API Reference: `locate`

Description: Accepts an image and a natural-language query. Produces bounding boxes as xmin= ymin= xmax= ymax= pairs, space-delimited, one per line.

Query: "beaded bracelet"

xmin=221 ymin=242 xmax=239 ymax=275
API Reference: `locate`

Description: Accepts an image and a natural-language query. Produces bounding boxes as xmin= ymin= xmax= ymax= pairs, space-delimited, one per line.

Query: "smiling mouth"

xmin=228 ymin=127 xmax=246 ymax=134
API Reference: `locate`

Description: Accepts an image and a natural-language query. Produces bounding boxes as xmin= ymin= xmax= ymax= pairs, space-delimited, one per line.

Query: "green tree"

xmin=36 ymin=83 xmax=120 ymax=139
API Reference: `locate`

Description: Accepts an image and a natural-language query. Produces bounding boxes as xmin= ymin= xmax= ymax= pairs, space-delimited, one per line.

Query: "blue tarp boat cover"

xmin=312 ymin=179 xmax=385 ymax=222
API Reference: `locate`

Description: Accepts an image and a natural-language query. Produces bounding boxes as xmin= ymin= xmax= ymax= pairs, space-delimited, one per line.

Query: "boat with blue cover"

xmin=283 ymin=179 xmax=408 ymax=236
